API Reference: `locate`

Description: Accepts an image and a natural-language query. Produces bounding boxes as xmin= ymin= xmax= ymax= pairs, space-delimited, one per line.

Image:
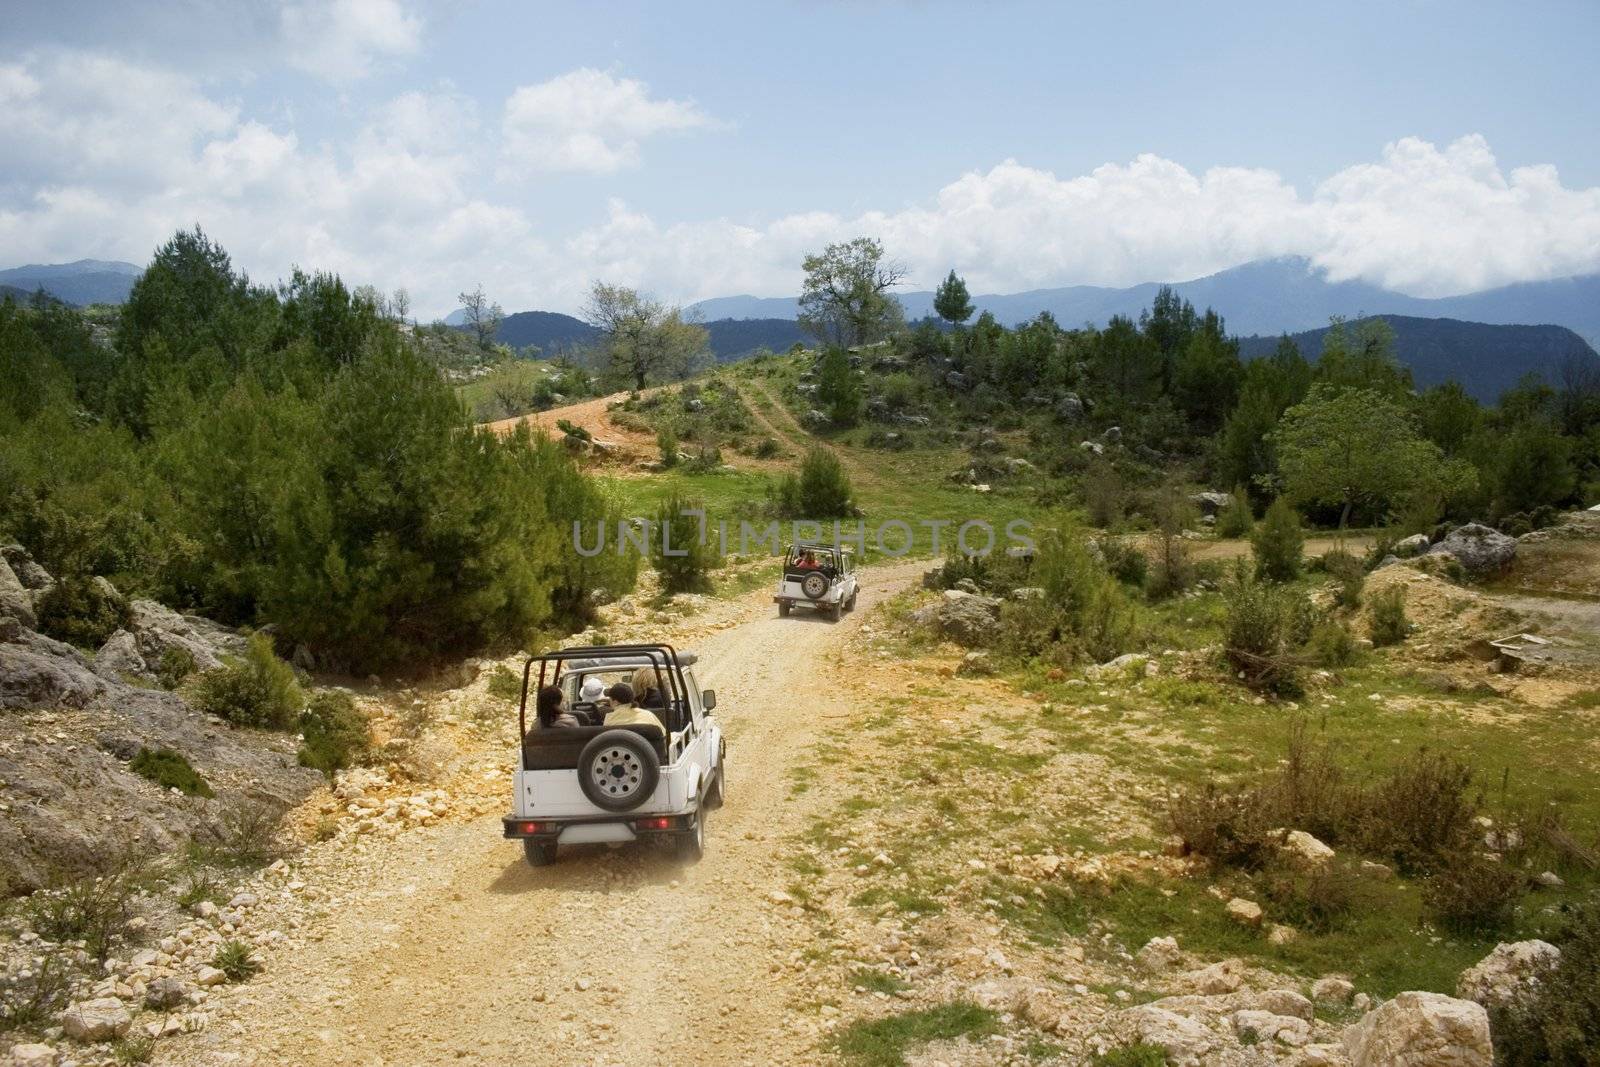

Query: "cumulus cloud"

xmin=2 ymin=47 xmax=1598 ymax=318
xmin=280 ymin=0 xmax=422 ymax=84
xmin=500 ymin=68 xmax=715 ymax=174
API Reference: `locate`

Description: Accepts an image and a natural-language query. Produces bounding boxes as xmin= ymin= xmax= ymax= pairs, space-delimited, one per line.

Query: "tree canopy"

xmin=583 ymin=282 xmax=708 ymax=391
xmin=797 ymin=237 xmax=905 ymax=348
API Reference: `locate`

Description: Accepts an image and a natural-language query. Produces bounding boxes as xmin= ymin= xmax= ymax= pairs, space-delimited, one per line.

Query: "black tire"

xmin=523 ymin=839 xmax=557 ymax=867
xmin=847 ymin=590 xmax=858 ymax=612
xmin=801 ymin=572 xmax=829 ymax=600
xmin=828 ymin=601 xmax=843 ymax=622
xmin=778 ymin=600 xmax=791 ymax=617
xmin=675 ymin=808 xmax=705 ymax=863
xmin=705 ymin=763 xmax=725 ymax=809
xmin=577 ymin=730 xmax=661 ymax=812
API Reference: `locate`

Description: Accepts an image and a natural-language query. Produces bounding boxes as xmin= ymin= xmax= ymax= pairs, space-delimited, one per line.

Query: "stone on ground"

xmin=1341 ymin=991 xmax=1491 ymax=1067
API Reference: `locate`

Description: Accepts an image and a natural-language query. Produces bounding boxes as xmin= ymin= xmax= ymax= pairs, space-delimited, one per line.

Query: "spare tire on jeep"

xmin=801 ymin=572 xmax=829 ymax=600
xmin=577 ymin=730 xmax=661 ymax=811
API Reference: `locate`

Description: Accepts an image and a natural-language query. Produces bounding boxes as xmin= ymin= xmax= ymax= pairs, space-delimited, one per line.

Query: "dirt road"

xmin=482 ymin=390 xmax=659 ymax=465
xmin=164 ymin=562 xmax=928 ymax=1067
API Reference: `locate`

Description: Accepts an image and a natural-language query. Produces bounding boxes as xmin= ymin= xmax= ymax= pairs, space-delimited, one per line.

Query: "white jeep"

xmin=774 ymin=542 xmax=859 ymax=621
xmin=502 ymin=643 xmax=724 ymax=866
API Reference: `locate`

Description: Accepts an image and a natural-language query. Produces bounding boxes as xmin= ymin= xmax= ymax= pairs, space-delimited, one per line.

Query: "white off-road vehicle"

xmin=502 ymin=643 xmax=724 ymax=866
xmin=774 ymin=542 xmax=859 ymax=621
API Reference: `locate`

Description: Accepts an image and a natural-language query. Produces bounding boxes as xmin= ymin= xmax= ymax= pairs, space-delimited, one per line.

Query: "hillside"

xmin=687 ymin=257 xmax=1600 ymax=345
xmin=0 ymin=259 xmax=141 ymax=305
xmin=489 ymin=309 xmax=600 ymax=353
xmin=462 ymin=311 xmax=805 ymax=363
xmin=1238 ymin=315 xmax=1600 ymax=401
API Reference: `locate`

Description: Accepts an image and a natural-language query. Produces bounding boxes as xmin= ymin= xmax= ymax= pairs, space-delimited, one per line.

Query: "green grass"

xmin=129 ymin=746 xmax=213 ymax=798
xmin=1093 ymin=1042 xmax=1168 ymax=1066
xmin=830 ymin=1002 xmax=999 ymax=1067
xmin=851 ymin=968 xmax=910 ymax=995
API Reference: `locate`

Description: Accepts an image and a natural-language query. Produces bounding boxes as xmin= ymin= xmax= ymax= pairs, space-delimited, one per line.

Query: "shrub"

xmin=1250 ymin=497 xmax=1305 ymax=581
xmin=1305 ymin=617 xmax=1358 ymax=667
xmin=296 ymin=690 xmax=371 ymax=776
xmin=1168 ymin=783 xmax=1275 ymax=870
xmin=113 ymin=1035 xmax=156 ymax=1065
xmin=657 ymin=425 xmax=679 ymax=467
xmin=1353 ymin=749 xmax=1478 ymax=873
xmin=154 ymin=645 xmax=197 ymax=689
xmin=1422 ymin=854 xmax=1524 ymax=935
xmin=130 ymin=746 xmax=214 ymax=797
xmin=1489 ymin=896 xmax=1600 ymax=1066
xmin=175 ymin=868 xmax=226 ymax=909
xmin=684 ymin=445 xmax=724 ymax=473
xmin=485 ymin=664 xmax=521 ymax=701
xmin=554 ymin=417 xmax=590 ymax=442
xmin=1215 ymin=487 xmax=1254 ymax=538
xmin=1368 ymin=585 xmax=1410 ymax=647
xmin=1146 ymin=485 xmax=1196 ymax=599
xmin=1093 ymin=1044 xmax=1169 ymax=1067
xmin=1097 ymin=537 xmax=1148 ymax=588
xmin=651 ymin=493 xmax=719 ymax=595
xmin=1081 ymin=459 xmax=1126 ymax=528
xmin=192 ymin=633 xmax=305 ymax=730
xmin=1321 ymin=549 xmax=1366 ymax=608
xmin=1262 ymin=856 xmax=1365 ymax=933
xmin=25 ymin=851 xmax=150 ymax=961
xmin=212 ymin=939 xmax=261 ymax=981
xmin=211 ymin=799 xmax=282 ymax=867
xmin=36 ymin=575 xmax=131 ymax=648
xmin=1030 ymin=523 xmax=1140 ymax=663
xmin=752 ymin=436 xmax=780 ymax=459
xmin=0 ymin=953 xmax=72 ymax=1031
xmin=1221 ymin=565 xmax=1304 ymax=695
xmin=771 ymin=447 xmax=856 ymax=519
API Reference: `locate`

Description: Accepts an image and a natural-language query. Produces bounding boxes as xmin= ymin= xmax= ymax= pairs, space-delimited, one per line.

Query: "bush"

xmin=1489 ymin=897 xmax=1600 ymax=1066
xmin=752 ymin=436 xmax=780 ymax=459
xmin=154 ymin=645 xmax=197 ymax=689
xmin=192 ymin=634 xmax=305 ymax=730
xmin=0 ymin=953 xmax=72 ymax=1031
xmin=1305 ymin=617 xmax=1358 ymax=667
xmin=1321 ymin=549 xmax=1366 ymax=608
xmin=1093 ymin=1044 xmax=1169 ymax=1067
xmin=130 ymin=746 xmax=213 ymax=797
xmin=1030 ymin=523 xmax=1140 ymax=663
xmin=657 ymin=425 xmax=679 ymax=467
xmin=1221 ymin=565 xmax=1305 ymax=695
xmin=651 ymin=493 xmax=719 ymax=595
xmin=112 ymin=1035 xmax=156 ymax=1065
xmin=36 ymin=575 xmax=130 ymax=648
xmin=1215 ymin=487 xmax=1254 ymax=538
xmin=296 ymin=690 xmax=371 ymax=776
xmin=1097 ymin=537 xmax=1148 ymax=588
xmin=25 ymin=851 xmax=150 ymax=961
xmin=1422 ymin=854 xmax=1524 ymax=935
xmin=212 ymin=939 xmax=261 ymax=981
xmin=1368 ymin=585 xmax=1410 ymax=647
xmin=1262 ymin=856 xmax=1365 ymax=933
xmin=485 ymin=664 xmax=521 ymax=701
xmin=211 ymin=799 xmax=282 ymax=867
xmin=771 ymin=447 xmax=856 ymax=519
xmin=1250 ymin=498 xmax=1305 ymax=581
xmin=1081 ymin=459 xmax=1126 ymax=528
xmin=1168 ymin=783 xmax=1275 ymax=870
xmin=1353 ymin=749 xmax=1478 ymax=873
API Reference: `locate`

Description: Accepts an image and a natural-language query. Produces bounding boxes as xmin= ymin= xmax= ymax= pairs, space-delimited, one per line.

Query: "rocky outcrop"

xmin=1394 ymin=533 xmax=1432 ymax=557
xmin=910 ymin=589 xmax=1002 ymax=647
xmin=1342 ymin=991 xmax=1492 ymax=1067
xmin=1430 ymin=523 xmax=1516 ymax=575
xmin=0 ymin=556 xmax=38 ymax=628
xmin=1457 ymin=939 xmax=1560 ymax=1010
xmin=129 ymin=598 xmax=245 ymax=673
xmin=0 ymin=620 xmax=106 ymax=710
xmin=61 ymin=996 xmax=133 ymax=1042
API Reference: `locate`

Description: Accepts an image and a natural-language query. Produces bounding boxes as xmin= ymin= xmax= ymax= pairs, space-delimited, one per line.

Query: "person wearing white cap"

xmin=578 ymin=675 xmax=607 ymax=704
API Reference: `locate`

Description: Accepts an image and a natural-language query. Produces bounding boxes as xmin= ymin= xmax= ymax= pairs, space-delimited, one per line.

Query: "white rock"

xmin=194 ymin=965 xmax=228 ymax=987
xmin=1187 ymin=959 xmax=1245 ymax=995
xmin=1456 ymin=940 xmax=1561 ymax=1009
xmin=1255 ymin=988 xmax=1315 ymax=1021
xmin=61 ymin=997 xmax=132 ymax=1042
xmin=1535 ymin=870 xmax=1563 ymax=888
xmin=1341 ymin=991 xmax=1491 ymax=1067
xmin=1312 ymin=977 xmax=1356 ymax=1005
xmin=9 ymin=1043 xmax=56 ymax=1067
xmin=1136 ymin=936 xmax=1182 ymax=971
xmin=1282 ymin=830 xmax=1336 ymax=868
xmin=1226 ymin=897 xmax=1264 ymax=927
xmin=1234 ymin=1009 xmax=1312 ymax=1045
xmin=1119 ymin=1005 xmax=1218 ymax=1067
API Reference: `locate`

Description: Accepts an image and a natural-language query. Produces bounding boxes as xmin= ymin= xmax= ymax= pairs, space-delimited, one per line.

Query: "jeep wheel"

xmin=828 ymin=600 xmax=843 ymax=622
xmin=801 ymin=572 xmax=829 ymax=600
xmin=675 ymin=809 xmax=705 ymax=863
xmin=847 ymin=591 xmax=858 ymax=612
xmin=523 ymin=839 xmax=557 ymax=867
xmin=705 ymin=764 xmax=725 ymax=809
xmin=778 ymin=600 xmax=790 ymax=617
xmin=577 ymin=730 xmax=661 ymax=812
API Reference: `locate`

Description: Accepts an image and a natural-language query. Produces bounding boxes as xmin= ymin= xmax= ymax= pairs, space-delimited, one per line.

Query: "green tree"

xmin=584 ymin=282 xmax=707 ymax=391
xmin=1089 ymin=315 xmax=1162 ymax=414
xmin=1172 ymin=310 xmax=1242 ymax=434
xmin=1315 ymin=316 xmax=1411 ymax=396
xmin=1495 ymin=419 xmax=1576 ymax=513
xmin=814 ymin=347 xmax=863 ymax=425
xmin=651 ymin=494 xmax=719 ymax=594
xmin=772 ymin=448 xmax=856 ymax=518
xmin=933 ymin=270 xmax=974 ymax=326
xmin=457 ymin=284 xmax=503 ymax=351
xmin=1250 ymin=497 xmax=1305 ymax=581
xmin=1274 ymin=384 xmax=1451 ymax=531
xmin=797 ymin=237 xmax=906 ymax=348
xmin=1417 ymin=381 xmax=1483 ymax=457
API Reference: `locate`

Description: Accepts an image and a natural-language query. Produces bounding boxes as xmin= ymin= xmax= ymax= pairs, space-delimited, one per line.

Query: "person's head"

xmin=630 ymin=666 xmax=659 ymax=699
xmin=535 ymin=684 xmax=564 ymax=728
xmin=605 ymin=681 xmax=636 ymax=707
xmin=578 ymin=675 xmax=606 ymax=703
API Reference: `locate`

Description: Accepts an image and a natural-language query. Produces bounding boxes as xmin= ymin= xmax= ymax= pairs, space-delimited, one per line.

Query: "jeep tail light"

xmin=514 ymin=821 xmax=549 ymax=835
xmin=634 ymin=817 xmax=672 ymax=831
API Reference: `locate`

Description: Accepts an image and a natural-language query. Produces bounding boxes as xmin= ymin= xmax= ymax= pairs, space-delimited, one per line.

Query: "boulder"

xmin=1189 ymin=492 xmax=1233 ymax=516
xmin=1117 ymin=1005 xmax=1219 ymax=1066
xmin=1186 ymin=958 xmax=1246 ymax=995
xmin=1 ymin=544 xmax=54 ymax=591
xmin=1312 ymin=977 xmax=1356 ymax=1006
xmin=0 ymin=557 xmax=37 ymax=628
xmin=1394 ymin=533 xmax=1431 ymax=557
xmin=1282 ymin=830 xmax=1335 ymax=869
xmin=802 ymin=408 xmax=830 ymax=428
xmin=94 ymin=629 xmax=148 ymax=681
xmin=1102 ymin=425 xmax=1122 ymax=444
xmin=911 ymin=589 xmax=1002 ymax=647
xmin=1341 ymin=991 xmax=1491 ymax=1067
xmin=129 ymin=599 xmax=242 ymax=672
xmin=0 ymin=642 xmax=105 ymax=710
xmin=1429 ymin=523 xmax=1516 ymax=575
xmin=945 ymin=371 xmax=969 ymax=390
xmin=1226 ymin=897 xmax=1264 ymax=927
xmin=1233 ymin=1009 xmax=1312 ymax=1046
xmin=61 ymin=997 xmax=132 ymax=1042
xmin=8 ymin=1044 xmax=55 ymax=1067
xmin=1079 ymin=440 xmax=1105 ymax=456
xmin=145 ymin=976 xmax=192 ymax=1010
xmin=1055 ymin=393 xmax=1085 ymax=421
xmin=1456 ymin=940 xmax=1560 ymax=1010
xmin=1086 ymin=653 xmax=1153 ymax=681
xmin=1254 ymin=988 xmax=1315 ymax=1021
xmin=1136 ymin=936 xmax=1182 ymax=971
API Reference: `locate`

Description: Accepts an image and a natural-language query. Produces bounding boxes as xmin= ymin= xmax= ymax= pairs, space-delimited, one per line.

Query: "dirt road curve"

xmin=168 ymin=562 xmax=927 ymax=1067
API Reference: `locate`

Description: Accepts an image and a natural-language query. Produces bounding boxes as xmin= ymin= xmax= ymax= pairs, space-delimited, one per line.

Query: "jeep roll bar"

xmin=518 ymin=643 xmax=691 ymax=739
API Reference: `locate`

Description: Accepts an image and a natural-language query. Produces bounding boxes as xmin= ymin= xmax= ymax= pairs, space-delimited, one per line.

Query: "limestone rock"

xmin=146 ymin=976 xmax=191 ymax=1010
xmin=1226 ymin=897 xmax=1264 ymax=927
xmin=1118 ymin=1004 xmax=1219 ymax=1067
xmin=1429 ymin=523 xmax=1516 ymax=575
xmin=8 ymin=1043 xmax=55 ymax=1067
xmin=0 ymin=557 xmax=37 ymax=628
xmin=1136 ymin=936 xmax=1182 ymax=971
xmin=1186 ymin=959 xmax=1245 ymax=995
xmin=61 ymin=997 xmax=132 ymax=1042
xmin=1341 ymin=991 xmax=1491 ymax=1067
xmin=910 ymin=589 xmax=1002 ymax=647
xmin=1233 ymin=1009 xmax=1312 ymax=1046
xmin=1394 ymin=533 xmax=1431 ymax=557
xmin=1456 ymin=940 xmax=1560 ymax=1010
xmin=1312 ymin=977 xmax=1356 ymax=1006
xmin=1282 ymin=830 xmax=1335 ymax=868
xmin=94 ymin=629 xmax=147 ymax=681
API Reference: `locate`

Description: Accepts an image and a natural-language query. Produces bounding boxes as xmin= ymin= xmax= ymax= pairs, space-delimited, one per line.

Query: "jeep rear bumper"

xmin=503 ymin=813 xmax=692 ymax=842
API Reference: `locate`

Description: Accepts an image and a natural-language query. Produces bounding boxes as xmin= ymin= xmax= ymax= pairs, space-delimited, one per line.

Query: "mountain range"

xmin=688 ymin=257 xmax=1600 ymax=349
xmin=0 ymin=259 xmax=142 ymax=306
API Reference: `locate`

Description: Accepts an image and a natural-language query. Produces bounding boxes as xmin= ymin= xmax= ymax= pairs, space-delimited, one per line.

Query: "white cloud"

xmin=280 ymin=0 xmax=422 ymax=84
xmin=2 ymin=47 xmax=1598 ymax=320
xmin=500 ymin=68 xmax=714 ymax=174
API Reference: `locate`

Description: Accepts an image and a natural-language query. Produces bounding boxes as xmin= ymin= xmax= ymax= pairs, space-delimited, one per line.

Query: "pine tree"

xmin=933 ymin=270 xmax=974 ymax=326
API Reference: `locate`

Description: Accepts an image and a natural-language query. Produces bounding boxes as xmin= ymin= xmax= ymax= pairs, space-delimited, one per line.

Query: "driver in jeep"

xmin=602 ymin=682 xmax=665 ymax=736
xmin=794 ymin=550 xmax=820 ymax=570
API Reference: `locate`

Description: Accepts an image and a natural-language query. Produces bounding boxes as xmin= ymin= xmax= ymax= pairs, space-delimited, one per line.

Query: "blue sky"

xmin=3 ymin=0 xmax=1598 ymax=316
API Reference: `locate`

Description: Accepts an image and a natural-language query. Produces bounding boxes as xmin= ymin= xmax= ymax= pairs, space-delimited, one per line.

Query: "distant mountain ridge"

xmin=473 ymin=310 xmax=805 ymax=364
xmin=0 ymin=259 xmax=141 ymax=306
xmin=1238 ymin=315 xmax=1599 ymax=403
xmin=687 ymin=258 xmax=1600 ymax=348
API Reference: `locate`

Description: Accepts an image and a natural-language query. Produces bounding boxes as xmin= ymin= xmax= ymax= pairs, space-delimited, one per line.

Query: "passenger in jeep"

xmin=631 ymin=666 xmax=666 ymax=711
xmin=794 ymin=550 xmax=820 ymax=570
xmin=602 ymin=682 xmax=665 ymax=736
xmin=536 ymin=685 xmax=581 ymax=729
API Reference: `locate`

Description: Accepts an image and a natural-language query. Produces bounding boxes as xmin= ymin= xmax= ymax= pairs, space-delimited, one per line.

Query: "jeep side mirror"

xmin=702 ymin=689 xmax=717 ymax=711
